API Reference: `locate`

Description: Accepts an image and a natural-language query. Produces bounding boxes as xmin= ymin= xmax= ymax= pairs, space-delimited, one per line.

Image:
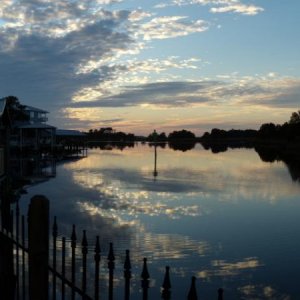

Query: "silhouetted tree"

xmin=148 ymin=130 xmax=167 ymax=142
xmin=3 ymin=96 xmax=29 ymax=123
xmin=168 ymin=130 xmax=196 ymax=140
xmin=258 ymin=123 xmax=277 ymax=138
xmin=86 ymin=127 xmax=135 ymax=142
xmin=210 ymin=128 xmax=227 ymax=139
xmin=289 ymin=110 xmax=300 ymax=124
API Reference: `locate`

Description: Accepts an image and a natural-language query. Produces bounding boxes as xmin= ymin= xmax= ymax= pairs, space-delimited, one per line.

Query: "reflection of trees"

xmin=200 ymin=141 xmax=300 ymax=184
xmin=254 ymin=146 xmax=278 ymax=163
xmin=254 ymin=146 xmax=300 ymax=182
xmin=200 ymin=141 xmax=253 ymax=154
xmin=168 ymin=140 xmax=196 ymax=152
xmin=284 ymin=159 xmax=300 ymax=182
xmin=89 ymin=141 xmax=135 ymax=150
xmin=149 ymin=142 xmax=166 ymax=149
xmin=201 ymin=143 xmax=228 ymax=153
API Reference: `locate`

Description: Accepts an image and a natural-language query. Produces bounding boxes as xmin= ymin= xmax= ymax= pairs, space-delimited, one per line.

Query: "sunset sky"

xmin=0 ymin=0 xmax=299 ymax=135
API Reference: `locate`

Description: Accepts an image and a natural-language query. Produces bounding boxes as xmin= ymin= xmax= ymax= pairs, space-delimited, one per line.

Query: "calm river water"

xmin=19 ymin=143 xmax=300 ymax=299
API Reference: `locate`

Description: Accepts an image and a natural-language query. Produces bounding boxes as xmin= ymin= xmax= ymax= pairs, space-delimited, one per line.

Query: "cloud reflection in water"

xmin=28 ymin=144 xmax=300 ymax=299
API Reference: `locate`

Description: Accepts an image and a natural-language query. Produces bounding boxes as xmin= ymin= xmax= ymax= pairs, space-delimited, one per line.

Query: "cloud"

xmin=0 ymin=2 xmax=134 ymax=113
xmin=155 ymin=0 xmax=264 ymax=16
xmin=0 ymin=0 xmax=211 ymax=128
xmin=138 ymin=16 xmax=208 ymax=40
xmin=210 ymin=4 xmax=264 ymax=15
xmin=61 ymin=75 xmax=300 ymax=132
xmin=67 ymin=76 xmax=300 ymax=110
xmin=0 ymin=0 xmax=125 ymax=38
xmin=68 ymin=80 xmax=224 ymax=108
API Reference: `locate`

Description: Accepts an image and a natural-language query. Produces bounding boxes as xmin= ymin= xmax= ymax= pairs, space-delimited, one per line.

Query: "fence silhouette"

xmin=0 ymin=195 xmax=224 ymax=300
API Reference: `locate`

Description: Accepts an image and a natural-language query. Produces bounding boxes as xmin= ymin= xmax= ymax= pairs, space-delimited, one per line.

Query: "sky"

xmin=0 ymin=0 xmax=300 ymax=135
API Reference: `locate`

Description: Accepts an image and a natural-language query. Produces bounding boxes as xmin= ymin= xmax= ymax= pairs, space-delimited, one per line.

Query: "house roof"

xmin=24 ymin=105 xmax=48 ymax=114
xmin=0 ymin=98 xmax=7 ymax=117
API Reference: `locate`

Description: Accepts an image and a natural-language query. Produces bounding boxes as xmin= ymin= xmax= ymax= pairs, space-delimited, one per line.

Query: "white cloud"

xmin=155 ymin=0 xmax=264 ymax=16
xmin=68 ymin=75 xmax=300 ymax=110
xmin=72 ymin=56 xmax=203 ymax=102
xmin=0 ymin=0 xmax=127 ymax=38
xmin=210 ymin=4 xmax=264 ymax=15
xmin=138 ymin=16 xmax=208 ymax=40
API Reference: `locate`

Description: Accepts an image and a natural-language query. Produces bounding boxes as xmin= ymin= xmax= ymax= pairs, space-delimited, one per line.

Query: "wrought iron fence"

xmin=0 ymin=195 xmax=224 ymax=300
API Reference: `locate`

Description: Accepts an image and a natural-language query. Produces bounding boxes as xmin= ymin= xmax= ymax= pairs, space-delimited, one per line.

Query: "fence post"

xmin=81 ymin=230 xmax=88 ymax=295
xmin=124 ymin=249 xmax=131 ymax=300
xmin=28 ymin=195 xmax=49 ymax=300
xmin=52 ymin=216 xmax=58 ymax=300
xmin=94 ymin=236 xmax=101 ymax=300
xmin=107 ymin=242 xmax=115 ymax=300
xmin=71 ymin=224 xmax=77 ymax=300
xmin=141 ymin=258 xmax=150 ymax=300
xmin=0 ymin=232 xmax=16 ymax=300
xmin=161 ymin=266 xmax=171 ymax=300
xmin=187 ymin=276 xmax=197 ymax=300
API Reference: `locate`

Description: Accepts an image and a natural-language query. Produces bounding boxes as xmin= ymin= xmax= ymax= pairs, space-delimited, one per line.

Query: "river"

xmin=17 ymin=143 xmax=300 ymax=299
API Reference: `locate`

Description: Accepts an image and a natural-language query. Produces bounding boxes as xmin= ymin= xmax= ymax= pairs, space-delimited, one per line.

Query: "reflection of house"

xmin=9 ymin=155 xmax=56 ymax=184
xmin=10 ymin=103 xmax=56 ymax=152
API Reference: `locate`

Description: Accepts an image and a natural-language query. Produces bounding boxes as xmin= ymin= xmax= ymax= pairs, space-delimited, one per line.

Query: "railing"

xmin=0 ymin=195 xmax=225 ymax=300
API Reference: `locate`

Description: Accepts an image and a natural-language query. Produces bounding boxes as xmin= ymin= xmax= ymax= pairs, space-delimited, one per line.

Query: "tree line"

xmin=201 ymin=110 xmax=300 ymax=141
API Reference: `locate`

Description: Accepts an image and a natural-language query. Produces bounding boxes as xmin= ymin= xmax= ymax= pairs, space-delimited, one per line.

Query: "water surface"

xmin=19 ymin=143 xmax=300 ymax=299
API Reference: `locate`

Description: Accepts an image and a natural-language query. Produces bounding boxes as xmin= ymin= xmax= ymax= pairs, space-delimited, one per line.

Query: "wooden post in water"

xmin=28 ymin=195 xmax=49 ymax=300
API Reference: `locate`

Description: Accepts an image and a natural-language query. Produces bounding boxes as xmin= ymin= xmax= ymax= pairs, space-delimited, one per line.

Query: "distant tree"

xmin=289 ymin=110 xmax=300 ymax=124
xmin=258 ymin=123 xmax=277 ymax=138
xmin=148 ymin=130 xmax=159 ymax=142
xmin=210 ymin=128 xmax=227 ymax=139
xmin=201 ymin=132 xmax=210 ymax=139
xmin=147 ymin=130 xmax=167 ymax=142
xmin=168 ymin=130 xmax=196 ymax=151
xmin=87 ymin=127 xmax=135 ymax=141
xmin=158 ymin=132 xmax=167 ymax=141
xmin=168 ymin=130 xmax=196 ymax=140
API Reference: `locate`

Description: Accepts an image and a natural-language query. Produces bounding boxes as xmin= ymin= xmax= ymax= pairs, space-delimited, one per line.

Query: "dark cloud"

xmin=68 ymin=80 xmax=224 ymax=108
xmin=235 ymin=79 xmax=300 ymax=108
xmin=67 ymin=78 xmax=300 ymax=110
xmin=101 ymin=118 xmax=125 ymax=123
xmin=0 ymin=9 xmax=133 ymax=114
xmin=250 ymin=90 xmax=300 ymax=108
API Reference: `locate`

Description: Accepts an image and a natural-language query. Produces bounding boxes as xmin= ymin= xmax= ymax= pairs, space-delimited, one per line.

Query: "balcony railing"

xmin=30 ymin=116 xmax=48 ymax=123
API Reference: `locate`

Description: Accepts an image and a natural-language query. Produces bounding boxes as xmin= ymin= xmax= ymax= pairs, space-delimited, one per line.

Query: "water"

xmin=18 ymin=143 xmax=300 ymax=299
